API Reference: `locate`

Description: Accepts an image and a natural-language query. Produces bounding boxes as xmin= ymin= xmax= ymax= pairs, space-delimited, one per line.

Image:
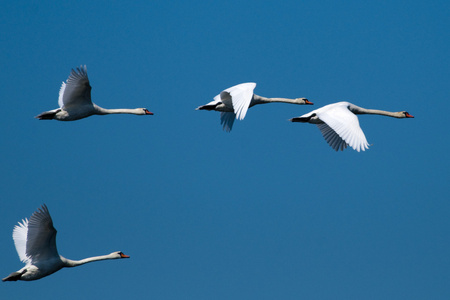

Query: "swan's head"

xmin=141 ymin=108 xmax=153 ymax=115
xmin=295 ymin=98 xmax=313 ymax=105
xmin=111 ymin=251 xmax=130 ymax=259
xmin=402 ymin=111 xmax=414 ymax=118
xmin=138 ymin=108 xmax=154 ymax=115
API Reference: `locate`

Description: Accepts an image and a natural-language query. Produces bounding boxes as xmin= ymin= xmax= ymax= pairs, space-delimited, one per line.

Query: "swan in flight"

xmin=2 ymin=204 xmax=130 ymax=281
xmin=197 ymin=82 xmax=313 ymax=131
xmin=289 ymin=101 xmax=414 ymax=152
xmin=36 ymin=65 xmax=153 ymax=121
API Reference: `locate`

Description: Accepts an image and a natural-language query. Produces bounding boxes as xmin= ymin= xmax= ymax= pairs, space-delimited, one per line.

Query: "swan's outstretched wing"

xmin=316 ymin=123 xmax=348 ymax=151
xmin=58 ymin=65 xmax=92 ymax=109
xmin=220 ymin=112 xmax=236 ymax=132
xmin=222 ymin=82 xmax=256 ymax=120
xmin=25 ymin=205 xmax=59 ymax=263
xmin=12 ymin=218 xmax=30 ymax=264
xmin=316 ymin=104 xmax=369 ymax=152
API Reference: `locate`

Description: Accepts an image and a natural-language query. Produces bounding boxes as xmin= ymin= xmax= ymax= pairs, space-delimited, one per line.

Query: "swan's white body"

xmin=197 ymin=82 xmax=312 ymax=131
xmin=36 ymin=66 xmax=153 ymax=121
xmin=2 ymin=205 xmax=129 ymax=282
xmin=290 ymin=101 xmax=414 ymax=152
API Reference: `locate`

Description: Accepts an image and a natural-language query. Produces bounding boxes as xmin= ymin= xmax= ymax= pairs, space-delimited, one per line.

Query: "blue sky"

xmin=1 ymin=1 xmax=449 ymax=299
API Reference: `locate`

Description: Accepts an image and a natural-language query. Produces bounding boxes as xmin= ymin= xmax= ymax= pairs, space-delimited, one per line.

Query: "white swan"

xmin=289 ymin=101 xmax=414 ymax=152
xmin=2 ymin=205 xmax=129 ymax=281
xmin=197 ymin=82 xmax=313 ymax=131
xmin=36 ymin=65 xmax=153 ymax=121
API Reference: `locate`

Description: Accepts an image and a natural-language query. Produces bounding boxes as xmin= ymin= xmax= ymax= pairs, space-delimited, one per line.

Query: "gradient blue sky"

xmin=1 ymin=1 xmax=449 ymax=299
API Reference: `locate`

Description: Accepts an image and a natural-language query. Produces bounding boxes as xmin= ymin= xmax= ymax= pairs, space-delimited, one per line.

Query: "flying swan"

xmin=36 ymin=65 xmax=153 ymax=121
xmin=2 ymin=204 xmax=130 ymax=281
xmin=197 ymin=82 xmax=313 ymax=131
xmin=289 ymin=101 xmax=414 ymax=152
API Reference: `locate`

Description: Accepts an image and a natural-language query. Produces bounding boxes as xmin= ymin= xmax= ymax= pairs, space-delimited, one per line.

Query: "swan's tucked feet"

xmin=289 ymin=116 xmax=311 ymax=123
xmin=35 ymin=110 xmax=60 ymax=120
xmin=196 ymin=104 xmax=217 ymax=111
xmin=2 ymin=270 xmax=26 ymax=282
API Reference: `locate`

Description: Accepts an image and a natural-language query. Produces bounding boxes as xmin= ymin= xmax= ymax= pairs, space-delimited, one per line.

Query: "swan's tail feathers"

xmin=2 ymin=270 xmax=26 ymax=282
xmin=35 ymin=109 xmax=60 ymax=120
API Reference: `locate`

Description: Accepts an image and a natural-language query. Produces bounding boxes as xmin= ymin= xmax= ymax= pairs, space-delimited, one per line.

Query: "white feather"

xmin=25 ymin=204 xmax=59 ymax=264
xmin=58 ymin=65 xmax=92 ymax=109
xmin=12 ymin=219 xmax=30 ymax=264
xmin=315 ymin=102 xmax=369 ymax=152
xmin=223 ymin=82 xmax=256 ymax=120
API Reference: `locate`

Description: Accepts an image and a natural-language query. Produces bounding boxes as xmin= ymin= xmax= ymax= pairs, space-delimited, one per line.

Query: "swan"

xmin=196 ymin=82 xmax=313 ymax=131
xmin=2 ymin=204 xmax=130 ymax=282
xmin=36 ymin=65 xmax=153 ymax=121
xmin=289 ymin=101 xmax=414 ymax=152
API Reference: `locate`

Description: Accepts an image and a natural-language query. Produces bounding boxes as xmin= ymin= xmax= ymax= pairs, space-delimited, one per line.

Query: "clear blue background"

xmin=1 ymin=1 xmax=449 ymax=299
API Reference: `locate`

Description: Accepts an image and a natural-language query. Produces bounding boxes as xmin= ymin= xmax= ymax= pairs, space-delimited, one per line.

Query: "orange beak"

xmin=405 ymin=112 xmax=414 ymax=118
xmin=305 ymin=99 xmax=314 ymax=105
xmin=120 ymin=253 xmax=130 ymax=258
xmin=145 ymin=110 xmax=154 ymax=115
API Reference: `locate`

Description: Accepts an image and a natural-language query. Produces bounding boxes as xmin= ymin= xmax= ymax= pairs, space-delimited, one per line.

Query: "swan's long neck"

xmin=251 ymin=94 xmax=300 ymax=106
xmin=61 ymin=254 xmax=117 ymax=268
xmin=94 ymin=105 xmax=142 ymax=115
xmin=348 ymin=104 xmax=404 ymax=118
